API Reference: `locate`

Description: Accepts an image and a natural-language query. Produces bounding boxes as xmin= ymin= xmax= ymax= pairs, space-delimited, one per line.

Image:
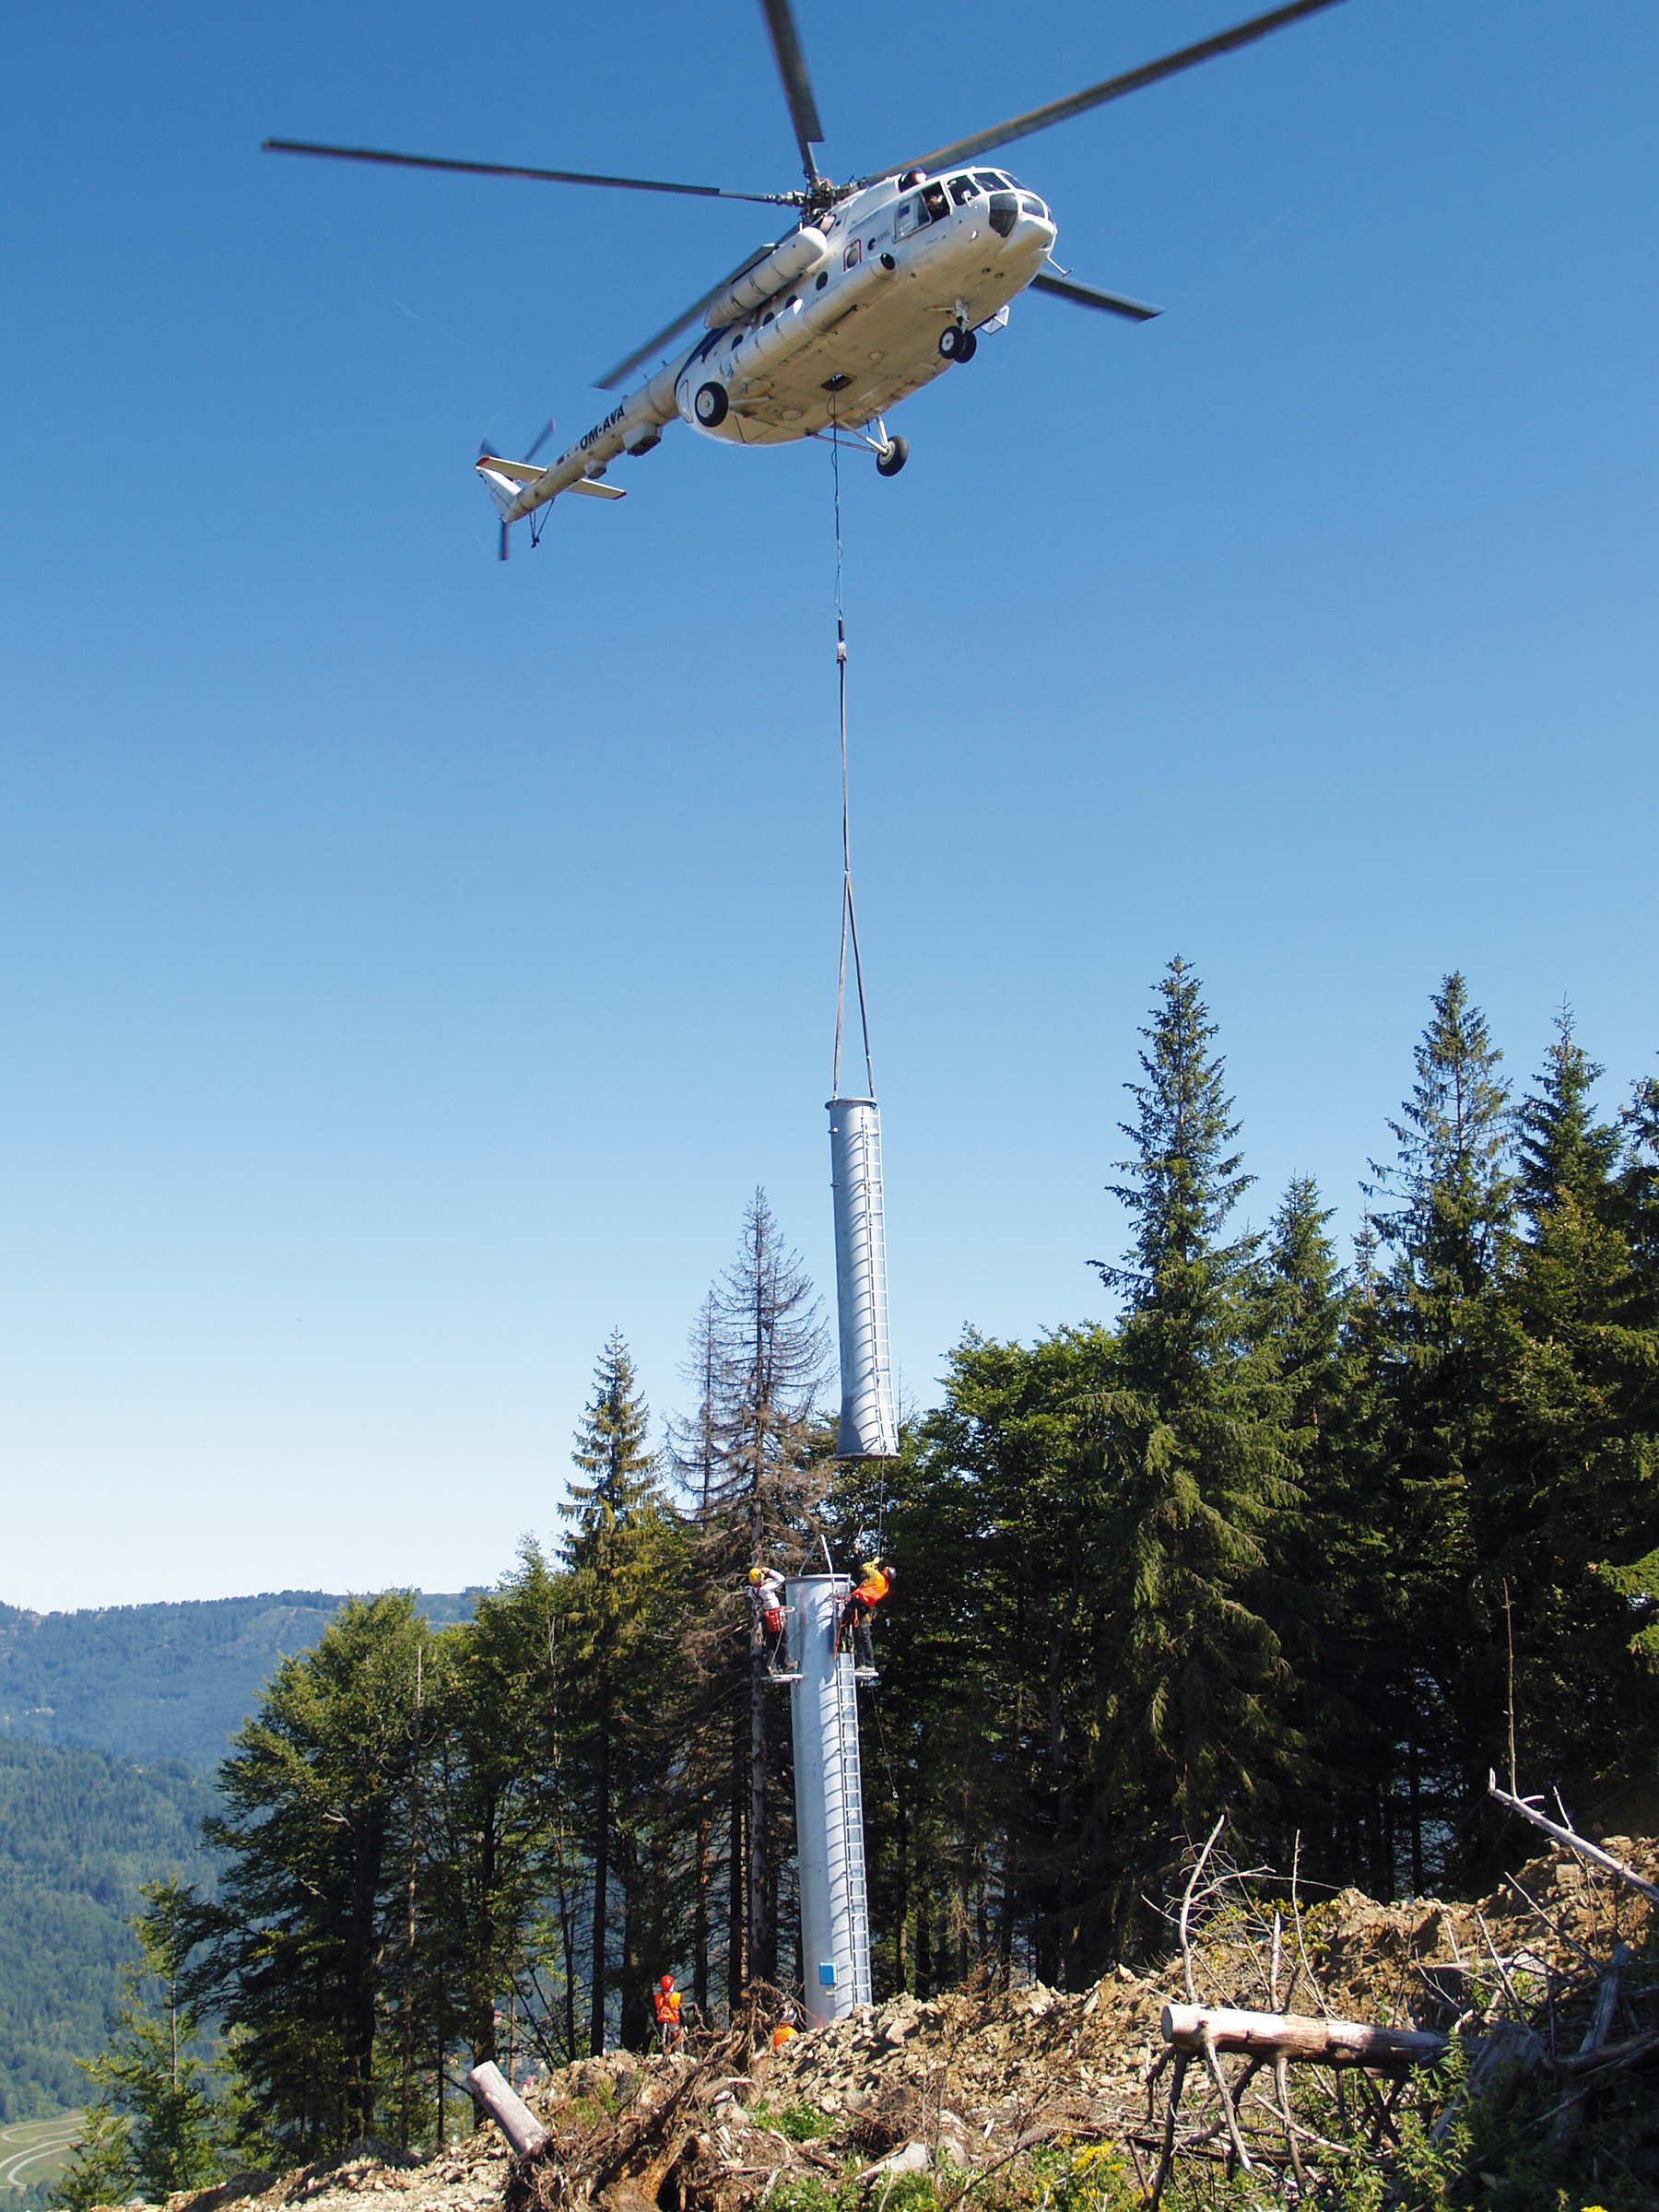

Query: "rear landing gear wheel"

xmin=938 ymin=323 xmax=975 ymax=361
xmin=875 ymin=436 xmax=909 ymax=477
xmin=694 ymin=382 xmax=728 ymax=427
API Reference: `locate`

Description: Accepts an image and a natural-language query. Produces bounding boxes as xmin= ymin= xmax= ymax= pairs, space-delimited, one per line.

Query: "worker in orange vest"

xmin=838 ymin=1559 xmax=891 ymax=1673
xmin=771 ymin=2002 xmax=799 ymax=2051
xmin=653 ymin=1973 xmax=684 ymax=2053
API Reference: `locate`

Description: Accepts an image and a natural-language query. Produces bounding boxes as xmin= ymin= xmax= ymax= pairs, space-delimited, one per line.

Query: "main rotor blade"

xmin=1030 ymin=272 xmax=1161 ymax=322
xmin=756 ymin=0 xmax=826 ymax=183
xmin=263 ymin=138 xmax=794 ymax=204
xmin=865 ymin=0 xmax=1348 ymax=183
xmin=594 ymin=241 xmax=782 ymax=391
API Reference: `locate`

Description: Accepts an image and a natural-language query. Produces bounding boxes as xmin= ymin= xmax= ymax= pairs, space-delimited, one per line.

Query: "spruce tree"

xmin=190 ymin=1594 xmax=433 ymax=2154
xmin=1364 ymin=973 xmax=1513 ymax=1880
xmin=426 ymin=1556 xmax=566 ymax=2086
xmin=1479 ymin=1016 xmax=1659 ymax=1810
xmin=559 ymin=1332 xmax=684 ymax=2052
xmin=1084 ymin=959 xmax=1298 ymax=1943
xmin=62 ymin=1880 xmax=225 ymax=2206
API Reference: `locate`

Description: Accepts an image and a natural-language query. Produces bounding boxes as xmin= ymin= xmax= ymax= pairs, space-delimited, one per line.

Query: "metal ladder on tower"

xmin=827 ymin=1640 xmax=872 ymax=2005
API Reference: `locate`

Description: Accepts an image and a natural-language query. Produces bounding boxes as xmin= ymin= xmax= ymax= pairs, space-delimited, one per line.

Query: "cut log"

xmin=1160 ymin=2005 xmax=1447 ymax=2070
xmin=465 ymin=2061 xmax=549 ymax=2156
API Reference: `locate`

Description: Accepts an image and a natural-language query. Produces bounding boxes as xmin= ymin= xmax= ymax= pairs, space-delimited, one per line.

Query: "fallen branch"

xmin=1549 ymin=1943 xmax=1626 ymax=2154
xmin=1161 ymin=2005 xmax=1447 ymax=2070
xmin=1487 ymin=1773 xmax=1659 ymax=1908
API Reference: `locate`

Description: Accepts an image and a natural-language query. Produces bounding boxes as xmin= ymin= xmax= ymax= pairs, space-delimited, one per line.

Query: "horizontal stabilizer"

xmin=570 ymin=477 xmax=626 ymax=500
xmin=479 ymin=455 xmax=550 ymax=485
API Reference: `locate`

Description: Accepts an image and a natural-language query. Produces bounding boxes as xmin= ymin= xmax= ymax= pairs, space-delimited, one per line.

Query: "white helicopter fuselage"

xmin=482 ymin=168 xmax=1056 ymax=530
xmin=677 ymin=169 xmax=1054 ymax=444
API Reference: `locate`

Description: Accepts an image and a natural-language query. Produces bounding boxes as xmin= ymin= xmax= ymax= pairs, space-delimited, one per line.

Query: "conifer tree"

xmin=1478 ymin=1015 xmax=1659 ymax=1808
xmin=1364 ymin=973 xmax=1513 ymax=1878
xmin=1250 ymin=1182 xmax=1397 ymax=1886
xmin=61 ymin=1879 xmax=225 ymax=2207
xmin=559 ymin=1331 xmax=684 ymax=2052
xmin=190 ymin=1594 xmax=433 ymax=2154
xmin=426 ymin=1552 xmax=567 ymax=2083
xmin=1083 ymin=959 xmax=1298 ymax=1941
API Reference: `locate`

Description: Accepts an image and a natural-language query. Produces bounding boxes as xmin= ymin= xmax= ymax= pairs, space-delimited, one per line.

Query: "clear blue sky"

xmin=4 ymin=1 xmax=1654 ymax=1612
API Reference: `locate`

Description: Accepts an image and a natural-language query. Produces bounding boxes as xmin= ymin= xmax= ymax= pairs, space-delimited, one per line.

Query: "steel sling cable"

xmin=830 ymin=401 xmax=876 ymax=1103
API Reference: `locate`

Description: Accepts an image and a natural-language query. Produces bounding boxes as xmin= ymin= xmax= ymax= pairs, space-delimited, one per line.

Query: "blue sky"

xmin=3 ymin=0 xmax=1654 ymax=1612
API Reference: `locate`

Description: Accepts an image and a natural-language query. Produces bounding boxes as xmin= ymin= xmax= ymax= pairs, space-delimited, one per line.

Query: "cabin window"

xmin=948 ymin=174 xmax=980 ymax=204
xmin=921 ymin=182 xmax=949 ymax=220
xmin=843 ymin=239 xmax=861 ymax=269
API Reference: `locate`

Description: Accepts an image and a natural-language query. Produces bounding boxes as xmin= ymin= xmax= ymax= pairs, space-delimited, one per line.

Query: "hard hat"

xmin=660 ymin=1974 xmax=675 ymax=1990
xmin=748 ymin=1568 xmax=763 ymax=1584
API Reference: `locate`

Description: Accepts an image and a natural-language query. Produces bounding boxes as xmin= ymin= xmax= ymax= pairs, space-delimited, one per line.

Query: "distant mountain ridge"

xmin=0 ymin=1589 xmax=481 ymax=1770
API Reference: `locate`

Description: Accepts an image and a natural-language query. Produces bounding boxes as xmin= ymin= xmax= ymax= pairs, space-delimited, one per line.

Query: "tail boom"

xmin=477 ymin=357 xmax=682 ymax=542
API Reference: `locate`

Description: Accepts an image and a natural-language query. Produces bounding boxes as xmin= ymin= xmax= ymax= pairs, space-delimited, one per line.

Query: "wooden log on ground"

xmin=1160 ymin=2006 xmax=1447 ymax=2070
xmin=465 ymin=2061 xmax=550 ymax=2156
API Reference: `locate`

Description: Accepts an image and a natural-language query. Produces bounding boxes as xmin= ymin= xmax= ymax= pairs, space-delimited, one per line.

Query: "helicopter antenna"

xmin=757 ymin=0 xmax=827 ymax=187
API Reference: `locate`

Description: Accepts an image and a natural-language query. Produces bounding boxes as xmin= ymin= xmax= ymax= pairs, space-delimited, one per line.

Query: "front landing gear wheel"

xmin=693 ymin=382 xmax=728 ymax=427
xmin=938 ymin=323 xmax=976 ymax=361
xmin=876 ymin=436 xmax=909 ymax=477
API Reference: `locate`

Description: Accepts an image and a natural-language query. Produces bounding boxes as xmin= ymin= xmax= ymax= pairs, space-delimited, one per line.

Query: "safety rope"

xmin=830 ymin=406 xmax=877 ymax=1103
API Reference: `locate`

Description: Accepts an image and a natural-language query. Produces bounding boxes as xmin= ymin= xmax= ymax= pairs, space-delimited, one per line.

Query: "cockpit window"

xmin=947 ymin=174 xmax=980 ymax=204
xmin=972 ymin=171 xmax=1008 ymax=191
xmin=1018 ymin=193 xmax=1048 ymax=219
xmin=921 ymin=182 xmax=949 ymax=220
xmin=893 ymin=195 xmax=921 ymax=239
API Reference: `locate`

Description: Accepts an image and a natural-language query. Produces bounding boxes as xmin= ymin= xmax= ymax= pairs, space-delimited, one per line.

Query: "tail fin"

xmin=477 ymin=454 xmax=544 ymax=516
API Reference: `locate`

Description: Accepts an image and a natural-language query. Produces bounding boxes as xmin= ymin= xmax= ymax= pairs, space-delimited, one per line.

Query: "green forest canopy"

xmin=29 ymin=962 xmax=1659 ymax=2185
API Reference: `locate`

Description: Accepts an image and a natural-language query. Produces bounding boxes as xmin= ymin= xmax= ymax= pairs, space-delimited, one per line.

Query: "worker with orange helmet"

xmin=838 ymin=1559 xmax=891 ymax=1673
xmin=653 ymin=1972 xmax=684 ymax=2052
xmin=771 ymin=2002 xmax=799 ymax=2051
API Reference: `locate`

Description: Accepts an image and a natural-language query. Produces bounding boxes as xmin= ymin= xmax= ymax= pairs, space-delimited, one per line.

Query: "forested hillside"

xmin=79 ymin=959 xmax=1656 ymax=2191
xmin=0 ymin=1739 xmax=218 ymax=2121
xmin=0 ymin=1591 xmax=480 ymax=1768
xmin=0 ymin=1594 xmax=477 ymax=2128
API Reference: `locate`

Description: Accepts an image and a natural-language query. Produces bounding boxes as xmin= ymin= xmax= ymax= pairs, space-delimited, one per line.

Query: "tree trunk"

xmin=464 ymin=2063 xmax=547 ymax=2155
xmin=748 ymin=1634 xmax=769 ymax=1985
xmin=727 ymin=1696 xmax=747 ymax=2007
xmin=693 ymin=1798 xmax=711 ymax=2018
xmin=589 ymin=1697 xmax=611 ymax=2056
xmin=1161 ymin=2004 xmax=1446 ymax=2068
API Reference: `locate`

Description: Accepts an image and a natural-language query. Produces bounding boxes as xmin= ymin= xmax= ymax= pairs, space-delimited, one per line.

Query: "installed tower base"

xmin=785 ymin=1575 xmax=873 ymax=2027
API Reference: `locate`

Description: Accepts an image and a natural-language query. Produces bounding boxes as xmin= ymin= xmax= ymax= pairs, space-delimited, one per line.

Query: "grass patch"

xmin=754 ymin=2103 xmax=836 ymax=2143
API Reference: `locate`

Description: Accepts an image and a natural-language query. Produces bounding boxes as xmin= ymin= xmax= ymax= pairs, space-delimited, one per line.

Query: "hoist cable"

xmin=830 ymin=403 xmax=876 ymax=1104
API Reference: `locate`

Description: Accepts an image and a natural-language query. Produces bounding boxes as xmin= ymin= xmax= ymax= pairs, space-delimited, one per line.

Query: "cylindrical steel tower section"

xmin=785 ymin=1575 xmax=872 ymax=2028
xmin=827 ymin=1097 xmax=899 ymax=1460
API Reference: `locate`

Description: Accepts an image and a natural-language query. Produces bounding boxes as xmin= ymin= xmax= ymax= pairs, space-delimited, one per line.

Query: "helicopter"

xmin=265 ymin=0 xmax=1348 ymax=556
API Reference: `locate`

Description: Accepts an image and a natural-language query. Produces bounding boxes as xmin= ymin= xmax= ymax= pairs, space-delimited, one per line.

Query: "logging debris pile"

xmin=155 ymin=1833 xmax=1659 ymax=2212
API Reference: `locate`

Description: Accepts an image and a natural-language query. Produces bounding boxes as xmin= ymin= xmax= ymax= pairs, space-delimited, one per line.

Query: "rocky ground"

xmin=154 ymin=1835 xmax=1659 ymax=2212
